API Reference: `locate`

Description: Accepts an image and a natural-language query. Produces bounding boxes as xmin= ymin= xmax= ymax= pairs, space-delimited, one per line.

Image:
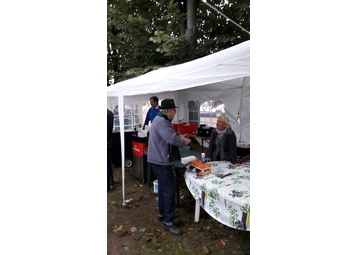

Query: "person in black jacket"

xmin=107 ymin=109 xmax=114 ymax=191
xmin=205 ymin=116 xmax=240 ymax=166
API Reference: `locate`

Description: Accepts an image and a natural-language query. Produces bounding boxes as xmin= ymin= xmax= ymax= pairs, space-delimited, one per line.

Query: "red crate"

xmin=172 ymin=123 xmax=186 ymax=132
xmin=178 ymin=124 xmax=197 ymax=133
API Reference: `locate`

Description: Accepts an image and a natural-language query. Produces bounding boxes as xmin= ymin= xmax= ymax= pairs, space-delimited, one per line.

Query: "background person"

xmin=147 ymin=99 xmax=191 ymax=236
xmin=205 ymin=115 xmax=240 ymax=166
xmin=144 ymin=96 xmax=160 ymax=127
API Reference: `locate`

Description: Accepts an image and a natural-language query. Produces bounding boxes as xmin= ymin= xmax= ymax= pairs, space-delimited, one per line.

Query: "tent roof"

xmin=107 ymin=40 xmax=250 ymax=97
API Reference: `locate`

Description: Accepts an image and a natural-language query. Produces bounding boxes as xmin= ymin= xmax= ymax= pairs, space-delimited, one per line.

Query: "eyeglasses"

xmin=171 ymin=108 xmax=177 ymax=112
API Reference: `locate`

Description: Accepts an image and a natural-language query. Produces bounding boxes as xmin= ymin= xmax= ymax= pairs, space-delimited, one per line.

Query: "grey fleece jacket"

xmin=147 ymin=114 xmax=186 ymax=166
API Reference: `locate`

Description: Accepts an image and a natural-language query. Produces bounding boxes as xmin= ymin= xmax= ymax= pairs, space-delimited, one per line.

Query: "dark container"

xmin=197 ymin=127 xmax=214 ymax=137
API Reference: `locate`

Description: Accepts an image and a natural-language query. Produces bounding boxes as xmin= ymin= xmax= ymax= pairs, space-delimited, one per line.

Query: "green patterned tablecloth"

xmin=184 ymin=161 xmax=250 ymax=231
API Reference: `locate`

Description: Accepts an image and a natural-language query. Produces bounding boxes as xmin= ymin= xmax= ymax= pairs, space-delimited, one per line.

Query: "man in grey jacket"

xmin=148 ymin=99 xmax=191 ymax=236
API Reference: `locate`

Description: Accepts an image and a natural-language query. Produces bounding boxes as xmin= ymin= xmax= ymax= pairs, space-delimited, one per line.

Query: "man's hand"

xmin=180 ymin=134 xmax=191 ymax=145
xmin=180 ymin=133 xmax=187 ymax=139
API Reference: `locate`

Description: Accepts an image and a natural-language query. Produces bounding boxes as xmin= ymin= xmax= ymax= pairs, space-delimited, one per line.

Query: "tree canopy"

xmin=107 ymin=0 xmax=250 ymax=86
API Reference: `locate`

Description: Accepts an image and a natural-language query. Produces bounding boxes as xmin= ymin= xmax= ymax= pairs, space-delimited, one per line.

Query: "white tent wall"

xmin=238 ymin=77 xmax=250 ymax=143
xmin=107 ymin=96 xmax=118 ymax=112
xmin=177 ymin=76 xmax=250 ymax=144
xmin=107 ymin=40 xmax=250 ymax=204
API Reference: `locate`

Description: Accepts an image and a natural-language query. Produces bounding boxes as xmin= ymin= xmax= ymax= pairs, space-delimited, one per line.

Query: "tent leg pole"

xmin=194 ymin=200 xmax=200 ymax=222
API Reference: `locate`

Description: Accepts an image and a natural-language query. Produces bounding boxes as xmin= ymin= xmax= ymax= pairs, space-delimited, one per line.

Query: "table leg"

xmin=194 ymin=200 xmax=200 ymax=222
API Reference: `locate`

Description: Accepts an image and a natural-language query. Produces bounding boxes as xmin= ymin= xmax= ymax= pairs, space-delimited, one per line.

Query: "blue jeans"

xmin=107 ymin=145 xmax=114 ymax=191
xmin=152 ymin=164 xmax=176 ymax=226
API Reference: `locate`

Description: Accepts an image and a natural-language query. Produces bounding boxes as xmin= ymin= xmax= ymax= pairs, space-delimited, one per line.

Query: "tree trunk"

xmin=175 ymin=0 xmax=186 ymax=35
xmin=186 ymin=0 xmax=198 ymax=60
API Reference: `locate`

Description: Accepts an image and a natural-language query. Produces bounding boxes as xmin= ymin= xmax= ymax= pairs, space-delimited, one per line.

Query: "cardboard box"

xmin=189 ymin=159 xmax=211 ymax=176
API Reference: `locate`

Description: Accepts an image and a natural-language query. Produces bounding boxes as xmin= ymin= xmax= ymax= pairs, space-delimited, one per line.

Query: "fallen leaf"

xmin=125 ymin=190 xmax=136 ymax=195
xmin=125 ymin=198 xmax=134 ymax=203
xmin=130 ymin=227 xmax=137 ymax=232
xmin=124 ymin=247 xmax=129 ymax=252
xmin=189 ymin=228 xmax=194 ymax=231
xmin=221 ymin=240 xmax=226 ymax=246
xmin=140 ymin=228 xmax=147 ymax=232
xmin=112 ymin=225 xmax=123 ymax=233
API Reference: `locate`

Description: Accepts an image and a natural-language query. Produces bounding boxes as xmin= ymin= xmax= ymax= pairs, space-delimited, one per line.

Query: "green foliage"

xmin=149 ymin=30 xmax=190 ymax=64
xmin=121 ymin=241 xmax=130 ymax=247
xmin=107 ymin=0 xmax=250 ymax=85
xmin=202 ymin=245 xmax=210 ymax=254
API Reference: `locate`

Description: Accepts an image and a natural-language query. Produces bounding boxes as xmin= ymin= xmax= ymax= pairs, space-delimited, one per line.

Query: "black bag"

xmin=167 ymin=144 xmax=181 ymax=162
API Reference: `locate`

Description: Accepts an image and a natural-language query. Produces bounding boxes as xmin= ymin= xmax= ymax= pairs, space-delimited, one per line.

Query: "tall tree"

xmin=107 ymin=0 xmax=249 ymax=85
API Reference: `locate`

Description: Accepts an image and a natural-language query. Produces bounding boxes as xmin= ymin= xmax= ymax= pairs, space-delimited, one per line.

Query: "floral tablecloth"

xmin=184 ymin=161 xmax=250 ymax=231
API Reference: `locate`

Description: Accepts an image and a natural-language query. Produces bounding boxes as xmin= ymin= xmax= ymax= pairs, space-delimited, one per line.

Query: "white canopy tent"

xmin=107 ymin=40 xmax=250 ymax=204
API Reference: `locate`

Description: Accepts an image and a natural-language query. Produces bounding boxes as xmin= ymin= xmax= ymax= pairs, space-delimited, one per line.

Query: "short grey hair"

xmin=160 ymin=109 xmax=169 ymax=114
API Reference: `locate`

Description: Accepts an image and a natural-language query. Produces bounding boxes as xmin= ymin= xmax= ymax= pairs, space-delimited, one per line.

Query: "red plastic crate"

xmin=172 ymin=123 xmax=186 ymax=132
xmin=178 ymin=124 xmax=197 ymax=133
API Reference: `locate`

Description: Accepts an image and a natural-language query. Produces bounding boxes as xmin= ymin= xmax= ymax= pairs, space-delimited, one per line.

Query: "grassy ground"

xmin=107 ymin=166 xmax=250 ymax=254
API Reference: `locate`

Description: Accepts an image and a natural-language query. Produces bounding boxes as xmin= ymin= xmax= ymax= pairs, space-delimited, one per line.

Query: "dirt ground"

xmin=107 ymin=166 xmax=250 ymax=255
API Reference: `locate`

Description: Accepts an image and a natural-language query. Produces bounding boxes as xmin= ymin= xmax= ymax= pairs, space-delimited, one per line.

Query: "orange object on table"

xmin=189 ymin=159 xmax=211 ymax=176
